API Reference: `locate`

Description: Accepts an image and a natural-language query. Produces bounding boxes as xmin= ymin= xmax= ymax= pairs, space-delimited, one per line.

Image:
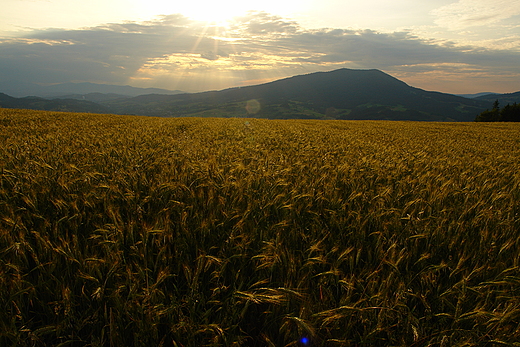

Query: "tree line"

xmin=475 ymin=100 xmax=520 ymax=122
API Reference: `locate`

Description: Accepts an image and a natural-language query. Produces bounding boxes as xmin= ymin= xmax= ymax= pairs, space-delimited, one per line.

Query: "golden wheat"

xmin=1 ymin=108 xmax=519 ymax=346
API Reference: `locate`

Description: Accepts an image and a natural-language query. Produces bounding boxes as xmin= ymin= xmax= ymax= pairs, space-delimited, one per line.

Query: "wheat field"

xmin=1 ymin=108 xmax=519 ymax=346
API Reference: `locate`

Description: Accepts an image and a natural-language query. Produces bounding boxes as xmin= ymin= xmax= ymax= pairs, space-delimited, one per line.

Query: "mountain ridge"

xmin=0 ymin=81 xmax=184 ymax=98
xmin=457 ymin=92 xmax=498 ymax=99
xmin=474 ymin=91 xmax=520 ymax=106
xmin=102 ymin=68 xmax=490 ymax=121
xmin=2 ymin=69 xmax=516 ymax=120
xmin=0 ymin=92 xmax=112 ymax=113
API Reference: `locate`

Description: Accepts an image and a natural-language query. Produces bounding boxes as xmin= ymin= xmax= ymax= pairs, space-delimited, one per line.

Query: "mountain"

xmin=0 ymin=81 xmax=184 ymax=98
xmin=0 ymin=93 xmax=111 ymax=113
xmin=104 ymin=69 xmax=489 ymax=121
xmin=0 ymin=69 xmax=497 ymax=120
xmin=474 ymin=91 xmax=520 ymax=106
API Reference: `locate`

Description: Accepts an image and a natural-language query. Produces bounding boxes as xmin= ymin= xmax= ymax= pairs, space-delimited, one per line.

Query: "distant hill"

xmin=474 ymin=91 xmax=520 ymax=106
xmin=456 ymin=92 xmax=498 ymax=99
xmin=50 ymin=93 xmax=131 ymax=103
xmin=0 ymin=81 xmax=184 ymax=98
xmin=104 ymin=69 xmax=489 ymax=121
xmin=0 ymin=93 xmax=111 ymax=113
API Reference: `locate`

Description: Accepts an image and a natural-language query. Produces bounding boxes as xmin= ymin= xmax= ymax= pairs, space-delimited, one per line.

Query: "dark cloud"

xmin=0 ymin=15 xmax=227 ymax=84
xmin=1 ymin=11 xmax=519 ymax=92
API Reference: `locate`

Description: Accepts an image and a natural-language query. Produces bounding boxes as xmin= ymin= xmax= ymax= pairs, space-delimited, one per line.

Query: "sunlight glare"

xmin=144 ymin=0 xmax=248 ymax=24
xmin=140 ymin=0 xmax=309 ymax=24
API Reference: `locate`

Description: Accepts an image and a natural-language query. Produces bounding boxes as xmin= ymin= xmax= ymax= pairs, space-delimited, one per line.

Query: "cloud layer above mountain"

xmin=432 ymin=0 xmax=520 ymax=29
xmin=1 ymin=11 xmax=519 ymax=93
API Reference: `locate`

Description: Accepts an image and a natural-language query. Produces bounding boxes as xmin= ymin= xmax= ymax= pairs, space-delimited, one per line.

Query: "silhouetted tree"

xmin=493 ymin=99 xmax=500 ymax=111
xmin=475 ymin=100 xmax=520 ymax=122
xmin=501 ymin=102 xmax=520 ymax=122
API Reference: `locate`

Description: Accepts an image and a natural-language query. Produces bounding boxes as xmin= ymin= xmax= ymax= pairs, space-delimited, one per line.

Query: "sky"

xmin=1 ymin=0 xmax=520 ymax=94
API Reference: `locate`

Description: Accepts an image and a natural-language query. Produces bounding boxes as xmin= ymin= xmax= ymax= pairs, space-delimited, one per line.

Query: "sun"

xmin=144 ymin=0 xmax=250 ymax=24
xmin=190 ymin=1 xmax=251 ymax=23
xmin=139 ymin=0 xmax=310 ymax=25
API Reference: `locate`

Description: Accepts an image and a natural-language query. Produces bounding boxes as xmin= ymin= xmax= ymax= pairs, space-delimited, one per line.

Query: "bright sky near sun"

xmin=1 ymin=0 xmax=520 ymax=93
xmin=2 ymin=0 xmax=452 ymax=34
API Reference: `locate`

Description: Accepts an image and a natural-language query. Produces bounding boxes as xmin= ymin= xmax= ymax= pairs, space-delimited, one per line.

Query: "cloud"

xmin=229 ymin=12 xmax=300 ymax=35
xmin=0 ymin=11 xmax=520 ymax=93
xmin=432 ymin=0 xmax=520 ymax=30
xmin=0 ymin=15 xmax=227 ymax=84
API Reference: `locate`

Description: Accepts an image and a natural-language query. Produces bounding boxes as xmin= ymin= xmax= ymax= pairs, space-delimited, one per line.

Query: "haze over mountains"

xmin=0 ymin=81 xmax=183 ymax=98
xmin=1 ymin=69 xmax=518 ymax=121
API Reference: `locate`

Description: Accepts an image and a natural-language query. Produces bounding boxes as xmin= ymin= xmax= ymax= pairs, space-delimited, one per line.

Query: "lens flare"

xmin=246 ymin=99 xmax=261 ymax=114
xmin=300 ymin=337 xmax=310 ymax=345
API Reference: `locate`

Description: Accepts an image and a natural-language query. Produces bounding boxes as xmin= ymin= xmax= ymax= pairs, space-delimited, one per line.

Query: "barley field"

xmin=1 ymin=108 xmax=519 ymax=346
